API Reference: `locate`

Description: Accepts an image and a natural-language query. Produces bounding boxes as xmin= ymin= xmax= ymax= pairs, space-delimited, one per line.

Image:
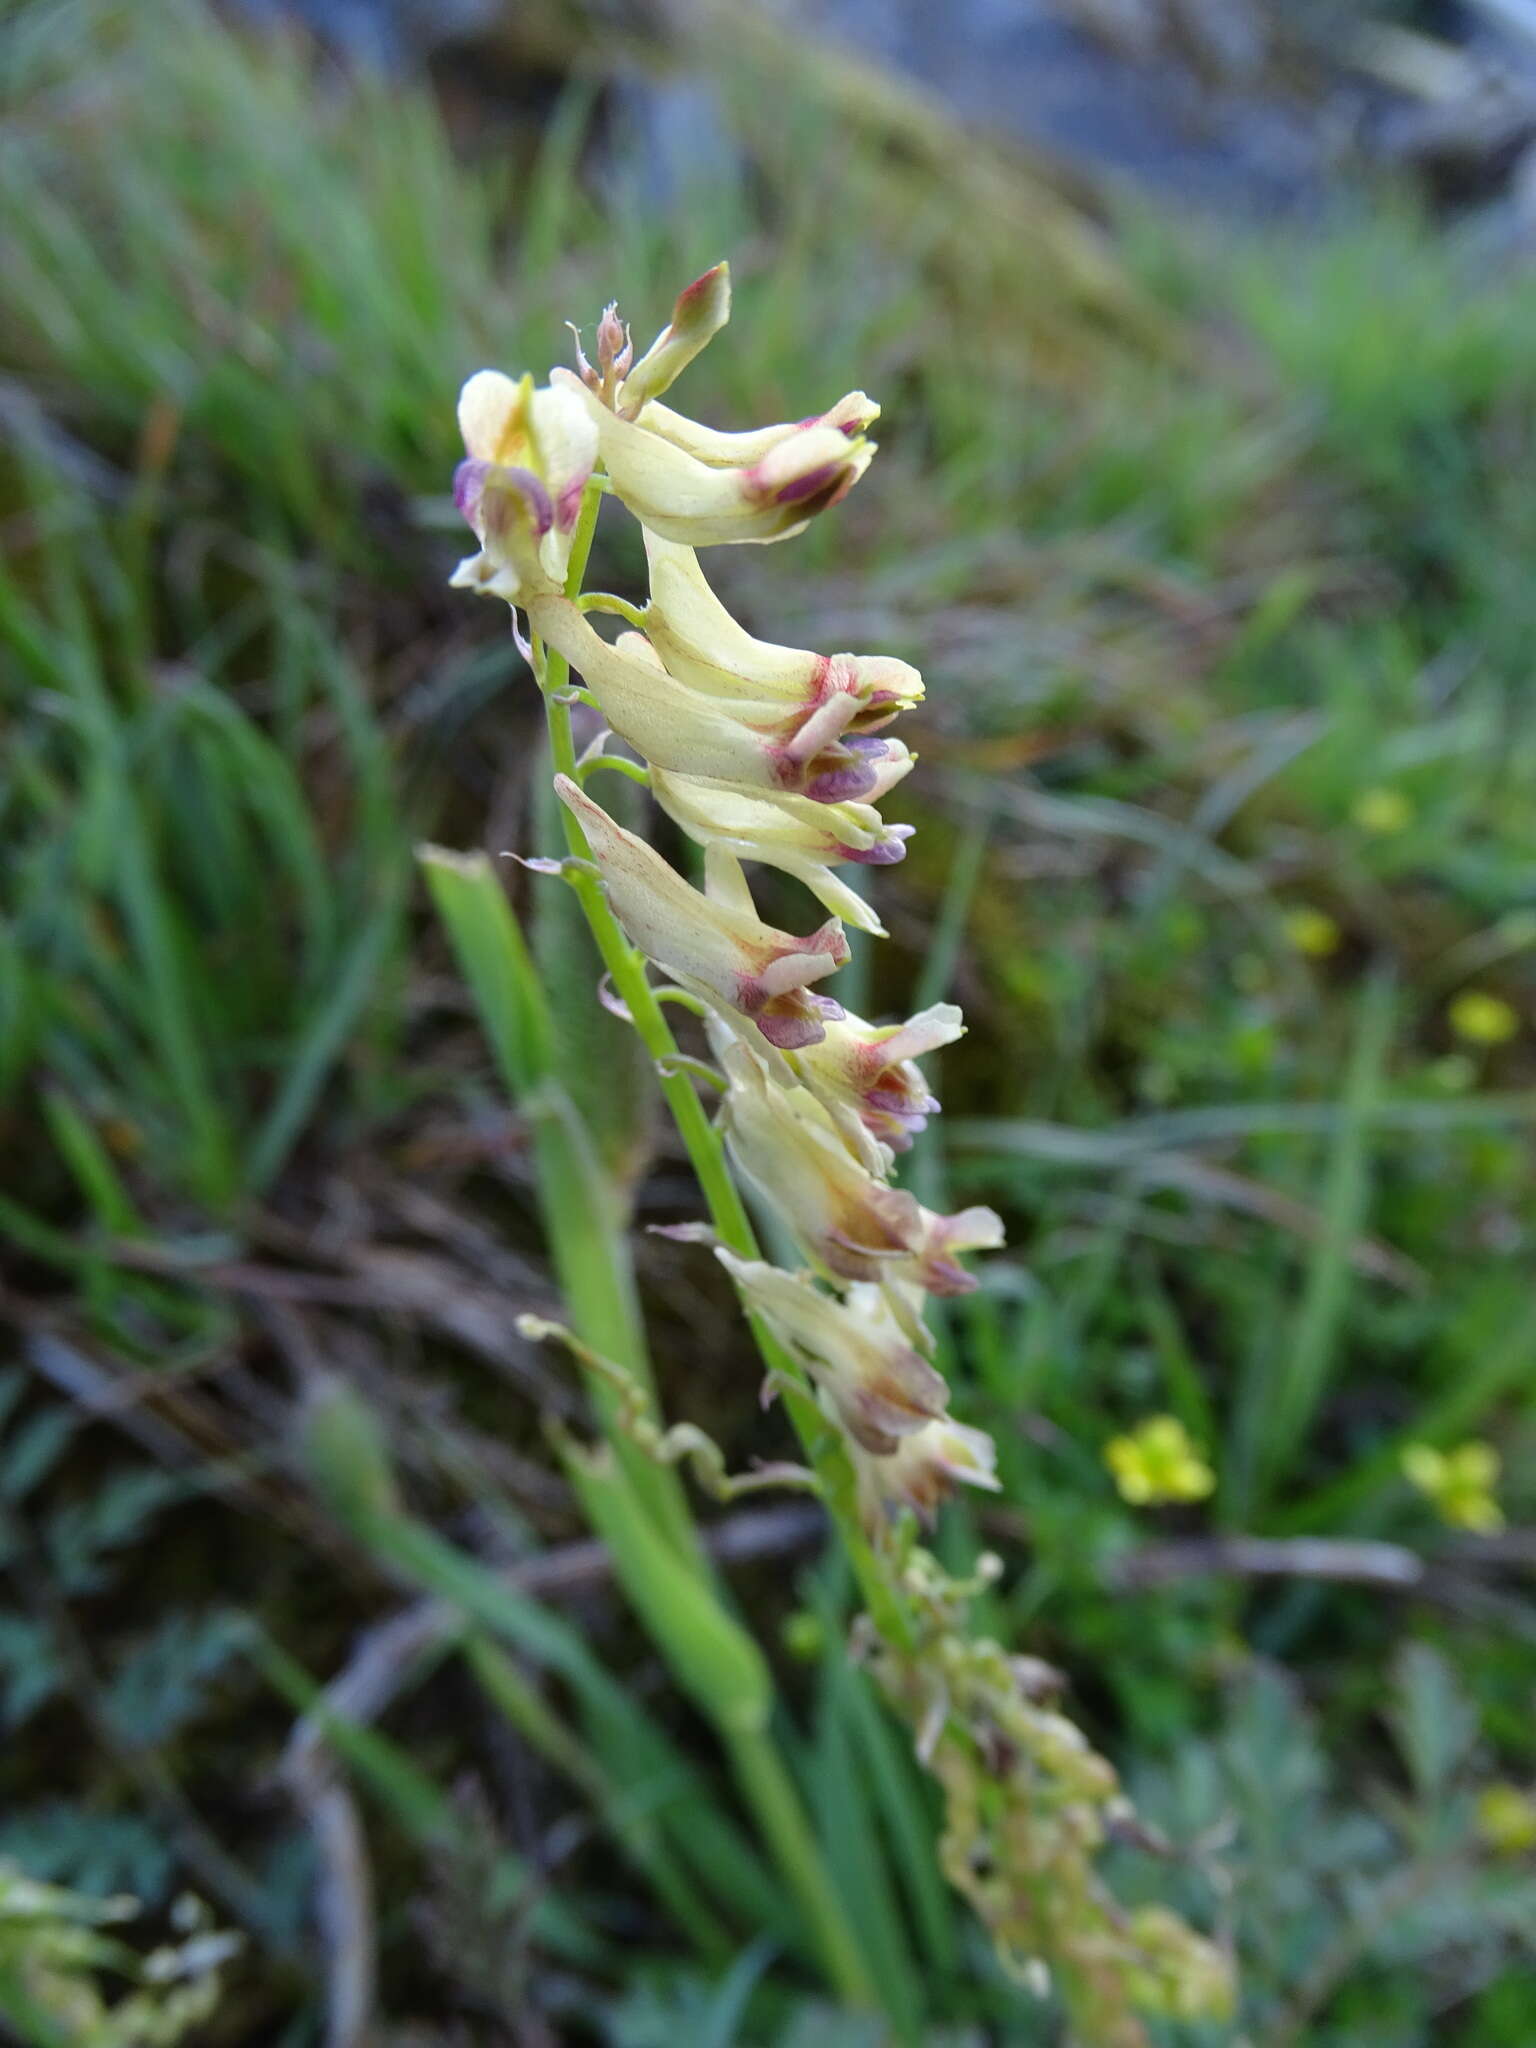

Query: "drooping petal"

xmin=792 ymin=1003 xmax=964 ymax=1160
xmin=650 ymin=770 xmax=910 ymax=934
xmin=718 ymin=1043 xmax=925 ymax=1282
xmin=850 ymin=1416 xmax=1001 ymax=1527
xmin=555 ymin=776 xmax=848 ymax=1049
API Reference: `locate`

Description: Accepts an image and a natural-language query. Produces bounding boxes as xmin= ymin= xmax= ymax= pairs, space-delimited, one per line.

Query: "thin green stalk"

xmin=722 ymin=1723 xmax=879 ymax=2009
xmin=540 ymin=477 xmax=914 ymax=1651
xmin=462 ymin=1635 xmax=733 ymax=1959
xmin=532 ymin=479 xmax=890 ymax=2005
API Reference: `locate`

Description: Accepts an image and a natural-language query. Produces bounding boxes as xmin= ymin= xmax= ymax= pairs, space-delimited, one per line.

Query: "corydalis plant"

xmin=450 ymin=264 xmax=1233 ymax=2037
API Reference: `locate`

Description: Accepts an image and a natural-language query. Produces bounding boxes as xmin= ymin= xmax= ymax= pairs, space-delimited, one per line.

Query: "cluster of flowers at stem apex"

xmin=452 ymin=263 xmax=1001 ymax=1530
xmin=451 ymin=268 xmax=1235 ymax=2033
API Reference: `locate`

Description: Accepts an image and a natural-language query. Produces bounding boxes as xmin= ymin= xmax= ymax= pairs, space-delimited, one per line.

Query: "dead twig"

xmin=1105 ymin=1530 xmax=1536 ymax=1641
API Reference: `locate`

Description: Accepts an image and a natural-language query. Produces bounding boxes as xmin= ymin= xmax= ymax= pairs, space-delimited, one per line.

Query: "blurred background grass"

xmin=2 ymin=0 xmax=1536 ymax=2041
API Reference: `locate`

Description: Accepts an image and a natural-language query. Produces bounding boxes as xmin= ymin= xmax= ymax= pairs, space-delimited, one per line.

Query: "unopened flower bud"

xmin=615 ymin=262 xmax=733 ymax=414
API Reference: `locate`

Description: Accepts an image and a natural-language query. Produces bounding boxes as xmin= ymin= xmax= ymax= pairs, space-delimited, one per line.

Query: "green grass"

xmin=2 ymin=0 xmax=1535 ymax=2040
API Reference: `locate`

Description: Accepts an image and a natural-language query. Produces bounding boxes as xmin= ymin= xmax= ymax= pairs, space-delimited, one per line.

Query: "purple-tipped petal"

xmin=839 ymin=831 xmax=910 ymax=867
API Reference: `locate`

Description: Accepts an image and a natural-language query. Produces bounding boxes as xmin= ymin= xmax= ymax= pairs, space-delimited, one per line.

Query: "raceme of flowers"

xmin=451 ymin=264 xmax=1234 ymax=2036
xmin=451 ymin=264 xmax=1001 ymax=1528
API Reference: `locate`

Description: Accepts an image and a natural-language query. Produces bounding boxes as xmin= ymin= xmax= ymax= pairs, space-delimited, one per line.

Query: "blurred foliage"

xmin=1 ymin=0 xmax=1535 ymax=2039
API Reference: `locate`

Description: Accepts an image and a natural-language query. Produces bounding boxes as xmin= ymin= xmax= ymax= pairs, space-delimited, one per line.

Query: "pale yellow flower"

xmin=643 ymin=533 xmax=922 ymax=724
xmin=552 ymin=365 xmax=875 ymax=546
xmin=1283 ymin=907 xmax=1341 ymax=959
xmin=1476 ymin=1783 xmax=1536 ymax=1857
xmin=1352 ymin=786 xmax=1414 ymax=835
xmin=650 ymin=769 xmax=911 ymax=935
xmin=450 ymin=372 xmax=597 ymax=604
xmin=530 ymin=596 xmax=914 ymax=810
xmin=556 ymin=776 xmax=847 ymax=1050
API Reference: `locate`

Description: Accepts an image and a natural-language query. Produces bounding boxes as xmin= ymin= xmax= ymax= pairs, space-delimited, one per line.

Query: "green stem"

xmin=533 ymin=477 xmax=887 ymax=2004
xmin=542 ymin=476 xmax=915 ymax=1653
xmin=723 ymin=1724 xmax=877 ymax=2006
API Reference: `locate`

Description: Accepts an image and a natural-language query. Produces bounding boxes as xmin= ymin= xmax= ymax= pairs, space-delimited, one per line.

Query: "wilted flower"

xmin=1401 ymin=1439 xmax=1503 ymax=1531
xmin=554 ymin=776 xmax=847 ymax=1049
xmin=851 ymin=1415 xmax=1001 ymax=1526
xmin=792 ymin=1003 xmax=964 ymax=1167
xmin=1105 ymin=1415 xmax=1215 ymax=1507
xmin=718 ymin=1043 xmax=1000 ymax=1292
xmin=650 ymin=770 xmax=911 ymax=935
xmin=716 ymin=1251 xmax=949 ymax=1453
xmin=528 ymin=596 xmax=914 ymax=806
xmin=907 ymin=1202 xmax=1006 ymax=1297
xmin=450 ymin=372 xmax=597 ymax=604
xmin=720 ymin=1041 xmax=922 ymax=1277
xmin=551 ymin=366 xmax=875 ymax=547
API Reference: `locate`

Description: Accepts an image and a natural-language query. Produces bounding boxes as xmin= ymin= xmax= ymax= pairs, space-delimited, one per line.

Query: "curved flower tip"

xmin=551 ymin=367 xmax=874 ymax=548
xmin=650 ymin=771 xmax=909 ymax=935
xmin=719 ymin=1043 xmax=925 ymax=1281
xmin=635 ymin=388 xmax=881 ymax=470
xmin=792 ymin=1002 xmax=965 ymax=1163
xmin=554 ymin=775 xmax=848 ymax=1050
xmin=716 ymin=1252 xmax=949 ymax=1454
xmin=526 ymin=597 xmax=913 ymax=809
xmin=852 ymin=1415 xmax=1001 ymax=1527
xmin=451 ymin=372 xmax=597 ymax=604
xmin=642 ymin=535 xmax=922 ymax=723
xmin=910 ymin=1203 xmax=1006 ymax=1296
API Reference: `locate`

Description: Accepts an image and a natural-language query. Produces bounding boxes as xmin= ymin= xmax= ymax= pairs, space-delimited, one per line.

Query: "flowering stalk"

xmin=447 ymin=265 xmax=1234 ymax=2035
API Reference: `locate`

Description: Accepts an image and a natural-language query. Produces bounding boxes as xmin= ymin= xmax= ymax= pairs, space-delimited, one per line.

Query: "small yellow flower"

xmin=1283 ymin=908 xmax=1341 ymax=959
xmin=1401 ymin=1440 xmax=1504 ymax=1532
xmin=1352 ymin=786 xmax=1414 ymax=835
xmin=1105 ymin=1416 xmax=1215 ymax=1507
xmin=1448 ymin=990 xmax=1519 ymax=1046
xmin=1476 ymin=1783 xmax=1536 ymax=1857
